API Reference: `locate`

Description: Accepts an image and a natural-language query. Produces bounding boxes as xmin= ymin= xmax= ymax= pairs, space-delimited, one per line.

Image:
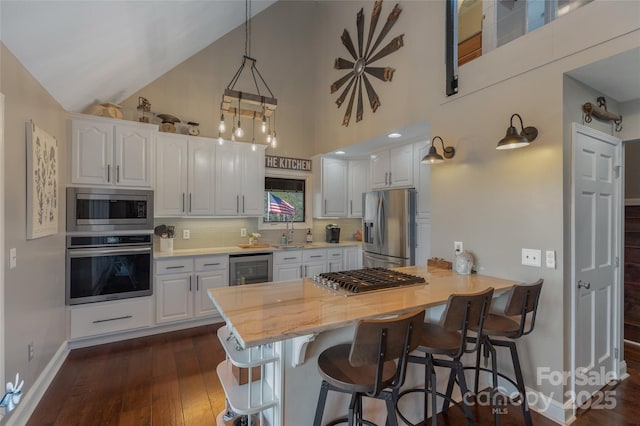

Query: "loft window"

xmin=264 ymin=177 xmax=305 ymax=223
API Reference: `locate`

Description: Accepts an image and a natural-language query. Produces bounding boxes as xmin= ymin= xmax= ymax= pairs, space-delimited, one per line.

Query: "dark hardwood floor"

xmin=27 ymin=325 xmax=640 ymax=425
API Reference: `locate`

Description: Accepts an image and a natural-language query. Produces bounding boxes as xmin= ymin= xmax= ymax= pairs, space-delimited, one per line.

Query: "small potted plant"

xmin=249 ymin=232 xmax=261 ymax=245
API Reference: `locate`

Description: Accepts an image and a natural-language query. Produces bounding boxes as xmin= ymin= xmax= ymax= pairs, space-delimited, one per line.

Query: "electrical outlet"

xmin=183 ymin=229 xmax=190 ymax=240
xmin=28 ymin=342 xmax=34 ymax=362
xmin=240 ymin=228 xmax=247 ymax=237
xmin=522 ymin=248 xmax=542 ymax=267
xmin=454 ymin=241 xmax=463 ymax=254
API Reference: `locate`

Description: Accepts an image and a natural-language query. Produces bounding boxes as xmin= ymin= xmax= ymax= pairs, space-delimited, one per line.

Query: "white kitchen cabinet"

xmin=155 ymin=133 xmax=215 ymax=217
xmin=70 ymin=114 xmax=154 ymax=188
xmin=348 ymin=159 xmax=370 ymax=217
xmin=155 ymin=255 xmax=228 ymax=324
xmin=215 ymin=142 xmax=266 ymax=216
xmin=370 ymin=144 xmax=414 ymax=189
xmin=68 ymin=297 xmax=153 ymax=340
xmin=344 ymin=245 xmax=363 ymax=270
xmin=302 ymin=249 xmax=327 ymax=277
xmin=273 ymin=250 xmax=303 ymax=282
xmin=312 ymin=156 xmax=348 ymax=218
xmin=273 ymin=249 xmax=329 ymax=281
xmin=327 ymin=248 xmax=344 ymax=272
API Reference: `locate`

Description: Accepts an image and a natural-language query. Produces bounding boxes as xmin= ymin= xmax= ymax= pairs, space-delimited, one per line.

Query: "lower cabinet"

xmin=344 ymin=245 xmax=363 ymax=270
xmin=69 ymin=297 xmax=153 ymax=340
xmin=155 ymin=254 xmax=229 ymax=324
xmin=327 ymin=248 xmax=344 ymax=272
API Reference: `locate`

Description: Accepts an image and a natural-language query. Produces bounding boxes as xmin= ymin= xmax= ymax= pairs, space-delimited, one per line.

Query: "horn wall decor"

xmin=331 ymin=1 xmax=404 ymax=126
xmin=582 ymin=96 xmax=623 ymax=132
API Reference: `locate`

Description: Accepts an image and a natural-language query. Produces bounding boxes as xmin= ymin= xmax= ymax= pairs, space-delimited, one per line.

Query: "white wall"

xmin=0 ymin=43 xmax=67 ymax=414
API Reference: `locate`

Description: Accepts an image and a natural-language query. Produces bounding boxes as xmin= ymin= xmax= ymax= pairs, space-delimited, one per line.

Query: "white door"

xmin=71 ymin=119 xmax=113 ymax=185
xmin=215 ymin=143 xmax=241 ymax=215
xmin=388 ymin=144 xmax=413 ymax=188
xmin=348 ymin=159 xmax=369 ymax=217
xmin=156 ymin=273 xmax=193 ymax=323
xmin=572 ymin=123 xmax=621 ymax=407
xmin=155 ymin=134 xmax=188 ymax=216
xmin=114 ymin=124 xmax=152 ymax=187
xmin=188 ymin=139 xmax=216 ymax=216
xmin=239 ymin=144 xmax=265 ymax=216
xmin=322 ymin=158 xmax=348 ymax=217
xmin=195 ymin=270 xmax=227 ymax=317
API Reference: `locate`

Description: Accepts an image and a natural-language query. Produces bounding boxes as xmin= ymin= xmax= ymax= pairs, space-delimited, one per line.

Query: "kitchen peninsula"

xmin=208 ymin=265 xmax=518 ymax=425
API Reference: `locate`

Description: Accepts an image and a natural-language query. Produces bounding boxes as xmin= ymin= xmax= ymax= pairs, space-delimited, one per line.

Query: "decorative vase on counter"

xmin=160 ymin=237 xmax=174 ymax=253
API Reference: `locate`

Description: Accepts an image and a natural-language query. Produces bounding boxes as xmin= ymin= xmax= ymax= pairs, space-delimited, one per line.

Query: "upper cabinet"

xmin=70 ymin=114 xmax=155 ymax=188
xmin=214 ymin=142 xmax=265 ymax=216
xmin=313 ymin=156 xmax=348 ymax=218
xmin=155 ymin=133 xmax=216 ymax=217
xmin=347 ymin=159 xmax=370 ymax=217
xmin=370 ymin=144 xmax=414 ymax=189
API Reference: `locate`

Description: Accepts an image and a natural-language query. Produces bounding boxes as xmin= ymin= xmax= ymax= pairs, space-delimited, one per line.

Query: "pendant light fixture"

xmin=421 ymin=136 xmax=455 ymax=164
xmin=217 ymin=0 xmax=278 ymax=146
xmin=496 ymin=113 xmax=538 ymax=150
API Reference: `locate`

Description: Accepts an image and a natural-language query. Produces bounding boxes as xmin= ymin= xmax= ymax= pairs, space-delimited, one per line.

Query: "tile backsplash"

xmin=154 ymin=217 xmax=363 ymax=250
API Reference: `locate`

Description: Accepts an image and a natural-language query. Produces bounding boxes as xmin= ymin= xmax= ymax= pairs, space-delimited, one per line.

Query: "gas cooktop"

xmin=313 ymin=267 xmax=427 ymax=295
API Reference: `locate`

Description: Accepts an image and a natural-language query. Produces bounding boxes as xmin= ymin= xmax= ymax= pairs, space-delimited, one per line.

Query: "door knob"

xmin=578 ymin=280 xmax=591 ymax=289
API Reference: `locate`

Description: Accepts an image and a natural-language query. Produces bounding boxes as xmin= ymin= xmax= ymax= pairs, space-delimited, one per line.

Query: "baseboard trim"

xmin=5 ymin=341 xmax=69 ymax=426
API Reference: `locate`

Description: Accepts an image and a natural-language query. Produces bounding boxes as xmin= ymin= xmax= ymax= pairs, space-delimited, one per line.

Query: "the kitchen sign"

xmin=265 ymin=155 xmax=312 ymax=171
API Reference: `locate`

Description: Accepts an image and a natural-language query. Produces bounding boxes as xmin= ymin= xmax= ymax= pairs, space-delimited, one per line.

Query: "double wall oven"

xmin=66 ymin=187 xmax=154 ymax=305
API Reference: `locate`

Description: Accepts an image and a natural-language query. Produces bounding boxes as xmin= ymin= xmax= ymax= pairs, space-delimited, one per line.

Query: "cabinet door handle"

xmin=116 ymin=165 xmax=120 ymax=183
xmin=203 ymin=262 xmax=220 ymax=266
xmin=236 ymin=195 xmax=239 ymax=214
xmin=242 ymin=195 xmax=245 ymax=213
xmin=182 ymin=193 xmax=186 ymax=213
xmin=189 ymin=193 xmax=192 ymax=212
xmin=196 ymin=275 xmax=200 ymax=291
xmin=324 ymin=200 xmax=327 ymax=215
xmin=189 ymin=276 xmax=192 ymax=292
xmin=166 ymin=265 xmax=185 ymax=269
xmin=107 ymin=164 xmax=111 ymax=182
xmin=93 ymin=315 xmax=132 ymax=324
xmin=284 ymin=257 xmax=297 ymax=260
xmin=299 ymin=265 xmax=303 ymax=277
xmin=350 ymin=200 xmax=353 ymax=215
xmin=388 ymin=172 xmax=392 ymax=185
xmin=305 ymin=265 xmax=308 ymax=277
xmin=384 ymin=172 xmax=388 ymax=186
xmin=310 ymin=255 xmax=322 ymax=258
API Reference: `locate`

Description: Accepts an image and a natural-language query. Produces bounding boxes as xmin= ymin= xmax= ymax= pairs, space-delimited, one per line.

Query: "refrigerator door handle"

xmin=379 ymin=195 xmax=385 ymax=246
xmin=376 ymin=195 xmax=382 ymax=246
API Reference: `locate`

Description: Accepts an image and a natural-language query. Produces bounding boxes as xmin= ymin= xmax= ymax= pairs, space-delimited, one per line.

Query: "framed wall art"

xmin=26 ymin=121 xmax=58 ymax=239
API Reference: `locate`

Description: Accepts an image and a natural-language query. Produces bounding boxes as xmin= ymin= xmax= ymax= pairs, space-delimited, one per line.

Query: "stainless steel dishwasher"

xmin=229 ymin=253 xmax=273 ymax=285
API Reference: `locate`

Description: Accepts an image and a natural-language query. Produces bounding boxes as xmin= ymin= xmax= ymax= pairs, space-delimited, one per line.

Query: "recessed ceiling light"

xmin=388 ymin=132 xmax=402 ymax=139
xmin=335 ymin=150 xmax=346 ymax=155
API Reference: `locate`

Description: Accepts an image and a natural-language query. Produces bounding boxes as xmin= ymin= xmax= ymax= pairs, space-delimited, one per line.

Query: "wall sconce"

xmin=421 ymin=136 xmax=455 ymax=164
xmin=496 ymin=113 xmax=538 ymax=150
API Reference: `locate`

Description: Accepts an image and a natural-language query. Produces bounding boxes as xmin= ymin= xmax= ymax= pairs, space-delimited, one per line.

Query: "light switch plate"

xmin=183 ymin=229 xmax=190 ymax=240
xmin=522 ymin=248 xmax=541 ymax=267
xmin=546 ymin=250 xmax=556 ymax=269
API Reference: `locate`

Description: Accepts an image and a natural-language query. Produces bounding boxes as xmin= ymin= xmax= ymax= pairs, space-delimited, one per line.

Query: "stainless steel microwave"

xmin=66 ymin=187 xmax=154 ymax=232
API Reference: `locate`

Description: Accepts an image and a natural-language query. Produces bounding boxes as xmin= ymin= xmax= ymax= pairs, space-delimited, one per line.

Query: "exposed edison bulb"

xmin=271 ymin=131 xmax=277 ymax=148
xmin=218 ymin=114 xmax=226 ymax=133
xmin=252 ymin=143 xmax=257 ymax=152
xmin=218 ymin=135 xmax=224 ymax=145
xmin=261 ymin=116 xmax=267 ymax=133
xmin=266 ymin=131 xmax=272 ymax=144
xmin=231 ymin=130 xmax=236 ymax=142
xmin=235 ymin=121 xmax=244 ymax=138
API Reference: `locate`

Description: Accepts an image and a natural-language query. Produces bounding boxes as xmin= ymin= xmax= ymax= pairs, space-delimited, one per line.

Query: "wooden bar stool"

xmin=396 ymin=287 xmax=494 ymax=426
xmin=312 ymin=309 xmax=425 ymax=426
xmin=471 ymin=279 xmax=543 ymax=426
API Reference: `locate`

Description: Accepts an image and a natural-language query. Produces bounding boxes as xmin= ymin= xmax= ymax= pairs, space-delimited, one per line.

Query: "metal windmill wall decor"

xmin=331 ymin=1 xmax=404 ymax=127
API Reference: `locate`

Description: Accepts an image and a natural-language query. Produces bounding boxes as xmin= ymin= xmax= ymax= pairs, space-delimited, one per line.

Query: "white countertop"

xmin=153 ymin=240 xmax=362 ymax=259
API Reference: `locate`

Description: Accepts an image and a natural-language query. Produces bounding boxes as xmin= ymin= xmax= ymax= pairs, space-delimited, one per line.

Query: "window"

xmin=263 ymin=177 xmax=305 ymax=223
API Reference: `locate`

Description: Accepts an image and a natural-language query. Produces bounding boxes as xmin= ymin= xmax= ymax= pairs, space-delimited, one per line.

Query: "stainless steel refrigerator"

xmin=362 ymin=188 xmax=416 ymax=268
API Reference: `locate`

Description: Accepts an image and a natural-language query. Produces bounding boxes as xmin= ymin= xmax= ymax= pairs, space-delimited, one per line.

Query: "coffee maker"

xmin=325 ymin=224 xmax=340 ymax=243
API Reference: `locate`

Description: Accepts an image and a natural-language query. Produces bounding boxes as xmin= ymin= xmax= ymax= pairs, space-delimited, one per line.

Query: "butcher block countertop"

xmin=208 ymin=265 xmax=518 ymax=348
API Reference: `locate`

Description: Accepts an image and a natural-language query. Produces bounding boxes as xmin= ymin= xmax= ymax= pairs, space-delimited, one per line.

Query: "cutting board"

xmin=237 ymin=243 xmax=271 ymax=249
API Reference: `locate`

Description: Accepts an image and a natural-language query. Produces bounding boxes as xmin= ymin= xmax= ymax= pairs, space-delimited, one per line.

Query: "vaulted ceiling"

xmin=0 ymin=0 xmax=638 ymax=117
xmin=0 ymin=0 xmax=276 ymax=112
